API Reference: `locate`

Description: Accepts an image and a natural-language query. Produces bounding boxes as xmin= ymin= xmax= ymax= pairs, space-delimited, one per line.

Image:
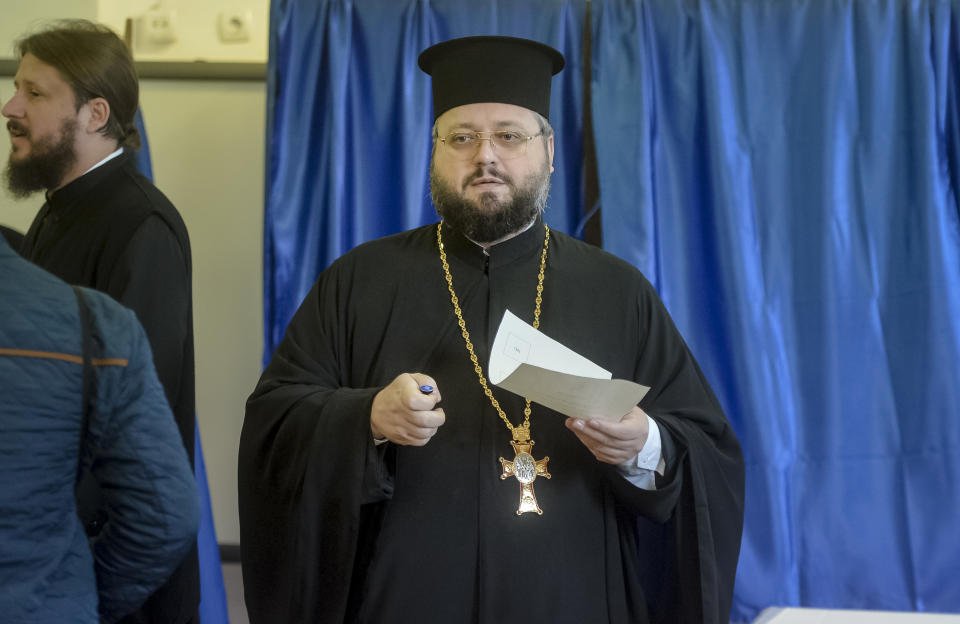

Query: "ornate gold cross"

xmin=499 ymin=427 xmax=551 ymax=515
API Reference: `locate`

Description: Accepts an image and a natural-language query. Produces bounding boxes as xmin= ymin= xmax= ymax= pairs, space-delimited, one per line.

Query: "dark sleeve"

xmin=608 ymin=279 xmax=745 ymax=624
xmin=105 ymin=216 xmax=189 ymax=414
xmin=90 ymin=304 xmax=199 ymax=623
xmin=238 ymin=276 xmax=392 ymax=624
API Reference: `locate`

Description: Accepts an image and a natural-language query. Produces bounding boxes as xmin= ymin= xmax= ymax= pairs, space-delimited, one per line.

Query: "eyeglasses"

xmin=437 ymin=130 xmax=542 ymax=160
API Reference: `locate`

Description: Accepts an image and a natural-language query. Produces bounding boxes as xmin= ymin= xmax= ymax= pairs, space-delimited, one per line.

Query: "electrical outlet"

xmin=138 ymin=9 xmax=177 ymax=46
xmin=218 ymin=11 xmax=253 ymax=43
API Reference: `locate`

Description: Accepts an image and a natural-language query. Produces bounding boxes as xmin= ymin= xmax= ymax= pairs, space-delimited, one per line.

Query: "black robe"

xmin=20 ymin=151 xmax=199 ymax=624
xmin=240 ymin=219 xmax=744 ymax=624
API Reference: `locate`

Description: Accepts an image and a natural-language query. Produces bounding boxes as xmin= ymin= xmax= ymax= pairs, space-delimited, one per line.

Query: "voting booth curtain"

xmin=264 ymin=1 xmax=960 ymax=622
xmin=263 ymin=0 xmax=587 ymax=358
xmin=591 ymin=0 xmax=960 ymax=620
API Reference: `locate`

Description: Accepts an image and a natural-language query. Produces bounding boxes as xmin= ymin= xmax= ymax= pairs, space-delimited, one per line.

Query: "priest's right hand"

xmin=370 ymin=373 xmax=445 ymax=446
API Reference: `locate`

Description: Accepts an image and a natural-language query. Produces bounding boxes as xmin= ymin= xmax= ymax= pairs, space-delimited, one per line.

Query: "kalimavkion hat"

xmin=418 ymin=36 xmax=565 ymax=121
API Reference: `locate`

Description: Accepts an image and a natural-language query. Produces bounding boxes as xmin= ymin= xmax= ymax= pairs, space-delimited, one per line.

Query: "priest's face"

xmin=431 ymin=102 xmax=554 ymax=244
xmin=2 ymin=53 xmax=82 ymax=196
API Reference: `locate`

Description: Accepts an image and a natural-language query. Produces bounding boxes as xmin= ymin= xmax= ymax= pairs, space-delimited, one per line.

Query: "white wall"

xmin=1 ymin=1 xmax=267 ymax=62
xmin=139 ymin=79 xmax=265 ymax=545
xmin=98 ymin=0 xmax=268 ymax=62
xmin=1 ymin=1 xmax=268 ymax=545
xmin=0 ymin=1 xmax=97 ymax=55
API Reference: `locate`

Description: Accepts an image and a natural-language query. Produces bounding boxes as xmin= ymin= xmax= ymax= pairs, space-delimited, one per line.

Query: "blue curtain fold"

xmin=591 ymin=0 xmax=960 ymax=620
xmin=265 ymin=0 xmax=960 ymax=621
xmin=263 ymin=0 xmax=587 ymax=362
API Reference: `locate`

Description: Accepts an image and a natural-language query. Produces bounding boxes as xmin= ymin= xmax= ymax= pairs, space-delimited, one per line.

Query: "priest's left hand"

xmin=564 ymin=406 xmax=649 ymax=465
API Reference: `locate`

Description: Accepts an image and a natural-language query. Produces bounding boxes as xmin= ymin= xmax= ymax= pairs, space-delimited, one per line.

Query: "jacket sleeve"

xmin=86 ymin=299 xmax=199 ymax=623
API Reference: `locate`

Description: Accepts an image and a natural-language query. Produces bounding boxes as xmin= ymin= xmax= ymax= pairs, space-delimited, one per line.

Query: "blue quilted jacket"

xmin=0 ymin=237 xmax=198 ymax=623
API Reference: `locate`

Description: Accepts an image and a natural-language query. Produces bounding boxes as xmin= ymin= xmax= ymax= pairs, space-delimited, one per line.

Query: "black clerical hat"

xmin=418 ymin=36 xmax=565 ymax=121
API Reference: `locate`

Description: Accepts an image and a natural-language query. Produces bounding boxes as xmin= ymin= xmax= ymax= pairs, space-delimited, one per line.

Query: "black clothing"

xmin=0 ymin=224 xmax=24 ymax=250
xmin=418 ymin=36 xmax=566 ymax=120
xmin=240 ymin=220 xmax=744 ymax=624
xmin=20 ymin=151 xmax=199 ymax=624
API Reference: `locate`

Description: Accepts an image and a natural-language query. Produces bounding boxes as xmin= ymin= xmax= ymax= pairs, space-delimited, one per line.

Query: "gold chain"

xmin=437 ymin=222 xmax=549 ymax=442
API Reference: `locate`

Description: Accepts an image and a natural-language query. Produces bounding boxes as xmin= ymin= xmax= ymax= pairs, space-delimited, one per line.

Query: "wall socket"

xmin=138 ymin=9 xmax=177 ymax=46
xmin=218 ymin=11 xmax=253 ymax=43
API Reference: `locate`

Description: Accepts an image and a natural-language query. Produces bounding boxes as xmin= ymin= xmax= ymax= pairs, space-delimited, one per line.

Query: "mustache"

xmin=462 ymin=166 xmax=513 ymax=189
xmin=7 ymin=120 xmax=27 ymax=136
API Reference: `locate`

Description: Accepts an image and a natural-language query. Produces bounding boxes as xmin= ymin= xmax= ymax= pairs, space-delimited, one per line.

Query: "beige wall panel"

xmin=139 ymin=78 xmax=265 ymax=545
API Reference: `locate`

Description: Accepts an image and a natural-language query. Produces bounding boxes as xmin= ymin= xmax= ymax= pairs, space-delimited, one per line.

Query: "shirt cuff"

xmin=615 ymin=415 xmax=665 ymax=490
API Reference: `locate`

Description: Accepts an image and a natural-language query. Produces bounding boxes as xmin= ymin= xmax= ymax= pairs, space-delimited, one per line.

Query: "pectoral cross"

xmin=499 ymin=427 xmax=551 ymax=515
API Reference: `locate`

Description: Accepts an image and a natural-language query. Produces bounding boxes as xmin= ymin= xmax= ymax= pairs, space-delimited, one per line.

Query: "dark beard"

xmin=431 ymin=161 xmax=551 ymax=244
xmin=5 ymin=118 xmax=78 ymax=198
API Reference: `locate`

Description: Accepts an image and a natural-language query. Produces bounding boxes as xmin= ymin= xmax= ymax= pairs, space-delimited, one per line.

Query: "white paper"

xmin=488 ymin=310 xmax=649 ymax=421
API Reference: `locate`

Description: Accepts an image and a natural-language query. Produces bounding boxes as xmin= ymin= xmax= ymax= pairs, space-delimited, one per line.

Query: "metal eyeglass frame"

xmin=437 ymin=130 xmax=544 ymax=160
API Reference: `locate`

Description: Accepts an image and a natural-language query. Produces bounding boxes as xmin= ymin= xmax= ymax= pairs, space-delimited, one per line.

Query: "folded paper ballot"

xmin=489 ymin=310 xmax=649 ymax=421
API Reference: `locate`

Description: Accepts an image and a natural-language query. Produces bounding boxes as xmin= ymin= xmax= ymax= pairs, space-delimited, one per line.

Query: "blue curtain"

xmin=134 ymin=110 xmax=230 ymax=623
xmin=591 ymin=0 xmax=960 ymax=621
xmin=263 ymin=0 xmax=587 ymax=362
xmin=265 ymin=0 xmax=960 ymax=621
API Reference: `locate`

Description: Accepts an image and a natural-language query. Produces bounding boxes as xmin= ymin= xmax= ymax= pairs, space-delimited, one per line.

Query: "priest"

xmin=240 ymin=35 xmax=744 ymax=624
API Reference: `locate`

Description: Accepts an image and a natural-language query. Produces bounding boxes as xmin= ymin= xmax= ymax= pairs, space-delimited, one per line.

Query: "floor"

xmin=222 ymin=562 xmax=249 ymax=624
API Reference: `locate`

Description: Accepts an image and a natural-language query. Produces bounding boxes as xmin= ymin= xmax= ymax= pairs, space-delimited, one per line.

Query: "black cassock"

xmin=240 ymin=219 xmax=744 ymax=624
